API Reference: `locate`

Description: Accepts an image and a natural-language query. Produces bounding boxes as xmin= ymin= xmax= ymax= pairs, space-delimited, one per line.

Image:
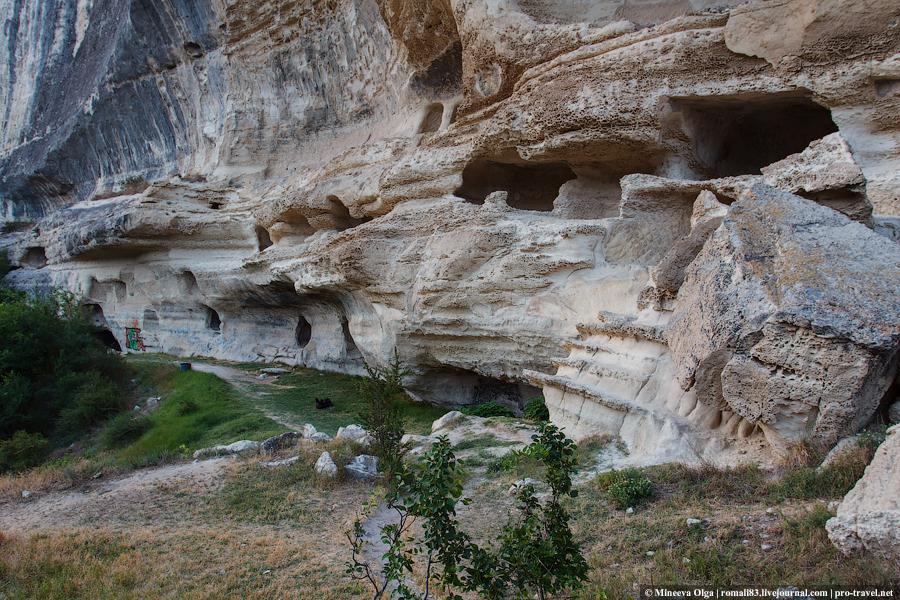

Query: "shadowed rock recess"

xmin=2 ymin=0 xmax=900 ymax=486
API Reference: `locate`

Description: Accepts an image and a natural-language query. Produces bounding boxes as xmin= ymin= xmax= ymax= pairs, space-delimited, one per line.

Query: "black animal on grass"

xmin=315 ymin=397 xmax=334 ymax=409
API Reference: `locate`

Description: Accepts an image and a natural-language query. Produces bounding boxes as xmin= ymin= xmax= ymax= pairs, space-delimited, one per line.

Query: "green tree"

xmin=0 ymin=286 xmax=125 ymax=469
xmin=346 ymin=423 xmax=588 ymax=599
xmin=356 ymin=352 xmax=409 ymax=479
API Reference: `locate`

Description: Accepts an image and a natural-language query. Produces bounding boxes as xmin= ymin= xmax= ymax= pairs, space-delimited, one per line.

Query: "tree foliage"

xmin=0 ymin=285 xmax=125 ymax=470
xmin=346 ymin=422 xmax=588 ymax=599
xmin=356 ymin=352 xmax=409 ymax=479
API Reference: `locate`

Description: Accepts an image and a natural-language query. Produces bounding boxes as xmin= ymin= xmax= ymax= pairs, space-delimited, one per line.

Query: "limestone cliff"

xmin=2 ymin=0 xmax=900 ymax=470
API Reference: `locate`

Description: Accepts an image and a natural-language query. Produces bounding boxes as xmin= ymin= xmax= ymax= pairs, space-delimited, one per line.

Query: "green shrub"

xmin=56 ymin=371 xmax=124 ymax=437
xmin=101 ymin=413 xmax=152 ymax=450
xmin=356 ymin=352 xmax=409 ymax=480
xmin=347 ymin=423 xmax=588 ymax=599
xmin=600 ymin=467 xmax=653 ymax=509
xmin=460 ymin=401 xmax=514 ymax=418
xmin=0 ymin=288 xmax=125 ymax=445
xmin=0 ymin=430 xmax=50 ymax=472
xmin=524 ymin=396 xmax=550 ymax=421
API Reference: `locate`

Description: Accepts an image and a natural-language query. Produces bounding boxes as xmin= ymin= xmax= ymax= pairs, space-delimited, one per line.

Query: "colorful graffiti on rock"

xmin=125 ymin=327 xmax=145 ymax=351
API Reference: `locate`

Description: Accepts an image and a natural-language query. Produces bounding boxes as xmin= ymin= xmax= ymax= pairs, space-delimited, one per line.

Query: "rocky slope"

xmin=2 ymin=0 xmax=900 ymax=472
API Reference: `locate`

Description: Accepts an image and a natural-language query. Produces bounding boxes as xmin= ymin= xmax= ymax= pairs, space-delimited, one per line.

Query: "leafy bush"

xmin=524 ymin=396 xmax=550 ymax=421
xmin=0 ymin=430 xmax=50 ymax=472
xmin=347 ymin=422 xmax=588 ymax=600
xmin=101 ymin=413 xmax=152 ymax=450
xmin=601 ymin=467 xmax=653 ymax=508
xmin=356 ymin=352 xmax=409 ymax=479
xmin=56 ymin=371 xmax=125 ymax=437
xmin=459 ymin=401 xmax=513 ymax=418
xmin=0 ymin=288 xmax=125 ymax=453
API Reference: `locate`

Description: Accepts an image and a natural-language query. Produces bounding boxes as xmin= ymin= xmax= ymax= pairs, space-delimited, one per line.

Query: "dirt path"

xmin=0 ymin=457 xmax=234 ymax=535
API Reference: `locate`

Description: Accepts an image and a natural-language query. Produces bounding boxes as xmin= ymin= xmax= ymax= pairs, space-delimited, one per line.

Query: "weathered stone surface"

xmin=827 ymin=424 xmax=900 ymax=563
xmin=193 ymin=439 xmax=260 ymax=459
xmin=261 ymin=432 xmax=298 ymax=454
xmin=315 ymin=451 xmax=338 ymax=478
xmin=889 ymin=402 xmax=900 ymax=425
xmin=344 ymin=455 xmax=379 ymax=482
xmin=335 ymin=425 xmax=368 ymax=443
xmin=2 ymin=0 xmax=900 ymax=470
xmin=669 ymin=184 xmax=900 ymax=454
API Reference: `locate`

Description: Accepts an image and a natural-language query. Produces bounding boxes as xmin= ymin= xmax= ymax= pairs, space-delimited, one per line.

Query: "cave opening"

xmin=342 ymin=320 xmax=362 ymax=360
xmin=419 ymin=103 xmax=444 ymax=134
xmin=256 ymin=226 xmax=273 ymax=251
xmin=296 ymin=315 xmax=312 ymax=347
xmin=208 ymin=201 xmax=222 ymax=210
xmin=21 ymin=247 xmax=47 ymax=268
xmin=205 ymin=306 xmax=221 ymax=333
xmin=184 ymin=41 xmax=204 ymax=58
xmin=86 ymin=304 xmax=122 ymax=351
xmin=328 ymin=196 xmax=373 ymax=231
xmin=416 ymin=366 xmax=542 ymax=415
xmin=455 ymin=159 xmax=577 ymax=211
xmin=670 ymin=93 xmax=839 ymax=177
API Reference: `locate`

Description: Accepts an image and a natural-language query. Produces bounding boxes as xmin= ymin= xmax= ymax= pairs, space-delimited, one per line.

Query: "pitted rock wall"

xmin=2 ymin=0 xmax=900 ymax=462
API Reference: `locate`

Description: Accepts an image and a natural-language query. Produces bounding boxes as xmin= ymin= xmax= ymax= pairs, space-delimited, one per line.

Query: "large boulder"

xmin=668 ymin=184 xmax=900 ymax=454
xmin=827 ymin=425 xmax=900 ymax=564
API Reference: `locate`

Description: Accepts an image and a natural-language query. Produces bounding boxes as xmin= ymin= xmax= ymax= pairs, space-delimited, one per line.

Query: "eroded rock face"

xmin=2 ymin=0 xmax=900 ymax=467
xmin=668 ymin=184 xmax=900 ymax=453
xmin=827 ymin=425 xmax=900 ymax=564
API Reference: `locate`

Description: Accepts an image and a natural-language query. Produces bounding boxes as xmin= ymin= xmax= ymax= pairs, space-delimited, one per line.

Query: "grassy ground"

xmin=116 ymin=370 xmax=283 ymax=464
xmin=1 ymin=357 xmax=896 ymax=598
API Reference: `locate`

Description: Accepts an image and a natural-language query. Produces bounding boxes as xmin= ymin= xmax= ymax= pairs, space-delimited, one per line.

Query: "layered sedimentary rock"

xmin=2 ymin=0 xmax=900 ymax=474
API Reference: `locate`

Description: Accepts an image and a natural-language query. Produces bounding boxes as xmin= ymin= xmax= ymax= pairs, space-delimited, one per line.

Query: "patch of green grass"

xmin=118 ymin=371 xmax=281 ymax=462
xmin=649 ymin=462 xmax=768 ymax=503
xmin=238 ymin=368 xmax=447 ymax=436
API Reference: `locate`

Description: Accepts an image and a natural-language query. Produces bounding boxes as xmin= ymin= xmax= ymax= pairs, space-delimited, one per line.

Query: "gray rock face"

xmin=889 ymin=402 xmax=900 ymax=425
xmin=344 ymin=455 xmax=379 ymax=482
xmin=193 ymin=439 xmax=260 ymax=459
xmin=668 ymin=185 xmax=900 ymax=454
xmin=827 ymin=425 xmax=900 ymax=563
xmin=261 ymin=432 xmax=298 ymax=454
xmin=3 ymin=0 xmax=900 ymax=472
xmin=335 ymin=425 xmax=368 ymax=443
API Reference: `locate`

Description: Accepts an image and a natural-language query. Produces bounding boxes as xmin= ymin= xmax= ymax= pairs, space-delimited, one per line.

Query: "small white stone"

xmin=626 ymin=507 xmax=634 ymax=514
xmin=315 ymin=451 xmax=338 ymax=477
xmin=21 ymin=490 xmax=31 ymax=499
xmin=761 ymin=544 xmax=773 ymax=551
xmin=682 ymin=557 xmax=691 ymax=564
xmin=646 ymin=550 xmax=655 ymax=556
xmin=741 ymin=539 xmax=750 ymax=545
xmin=686 ymin=518 xmax=702 ymax=526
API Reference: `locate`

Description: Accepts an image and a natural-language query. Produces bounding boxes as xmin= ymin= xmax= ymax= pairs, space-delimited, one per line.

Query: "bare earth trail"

xmin=0 ymin=457 xmax=234 ymax=535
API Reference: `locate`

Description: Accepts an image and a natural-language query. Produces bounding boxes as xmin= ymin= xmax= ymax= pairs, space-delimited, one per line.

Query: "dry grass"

xmin=1 ymin=416 xmax=896 ymax=598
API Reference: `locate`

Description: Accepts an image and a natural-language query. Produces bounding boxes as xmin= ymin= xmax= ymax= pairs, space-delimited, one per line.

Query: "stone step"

xmin=576 ymin=320 xmax=668 ymax=345
xmin=525 ymin=370 xmax=650 ymax=416
xmin=551 ymin=357 xmax=648 ymax=386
